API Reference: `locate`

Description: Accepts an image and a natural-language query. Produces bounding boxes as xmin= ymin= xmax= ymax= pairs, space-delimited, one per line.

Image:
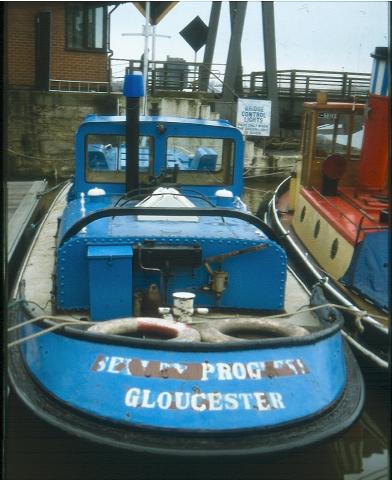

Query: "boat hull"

xmin=8 ymin=306 xmax=364 ymax=456
xmin=266 ymin=178 xmax=388 ymax=370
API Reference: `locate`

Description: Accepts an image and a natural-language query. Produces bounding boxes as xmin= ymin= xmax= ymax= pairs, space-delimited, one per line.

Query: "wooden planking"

xmin=7 ymin=181 xmax=47 ymax=262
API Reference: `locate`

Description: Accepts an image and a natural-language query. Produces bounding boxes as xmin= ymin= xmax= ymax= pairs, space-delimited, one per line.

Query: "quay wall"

xmin=7 ymin=91 xmax=301 ymax=179
xmin=7 ymin=91 xmax=118 ymax=178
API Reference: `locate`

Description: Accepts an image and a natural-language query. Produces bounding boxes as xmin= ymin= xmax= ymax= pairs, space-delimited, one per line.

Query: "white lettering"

xmin=216 ymin=362 xmax=233 ymax=380
xmin=156 ymin=392 xmax=172 ymax=409
xmin=201 ymin=362 xmax=215 ymax=381
xmin=141 ymin=389 xmax=156 ymax=408
xmin=207 ymin=392 xmax=223 ymax=411
xmin=286 ymin=359 xmax=300 ymax=375
xmin=124 ymin=389 xmax=286 ymax=412
xmin=125 ymin=388 xmax=141 ymax=407
xmin=94 ymin=356 xmax=309 ymax=380
xmin=238 ymin=393 xmax=253 ymax=410
xmin=273 ymin=360 xmax=285 ymax=370
xmin=232 ymin=362 xmax=247 ymax=380
xmin=107 ymin=356 xmax=125 ymax=373
xmin=191 ymin=393 xmax=207 ymax=411
xmin=246 ymin=362 xmax=263 ymax=379
xmin=224 ymin=393 xmax=239 ymax=410
xmin=269 ymin=392 xmax=285 ymax=409
xmin=295 ymin=359 xmax=308 ymax=374
xmin=92 ymin=355 xmax=109 ymax=372
xmin=254 ymin=392 xmax=271 ymax=411
xmin=174 ymin=392 xmax=191 ymax=410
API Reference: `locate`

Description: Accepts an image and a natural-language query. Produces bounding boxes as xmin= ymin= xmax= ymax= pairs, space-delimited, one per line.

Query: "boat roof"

xmin=81 ymin=114 xmax=235 ymax=129
xmin=303 ymin=102 xmax=365 ymax=111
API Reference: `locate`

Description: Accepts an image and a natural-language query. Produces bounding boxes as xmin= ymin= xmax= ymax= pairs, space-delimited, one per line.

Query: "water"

xmin=5 ymin=175 xmax=389 ymax=480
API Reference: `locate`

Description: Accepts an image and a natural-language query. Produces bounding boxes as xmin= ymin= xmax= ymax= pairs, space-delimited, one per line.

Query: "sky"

xmin=110 ymin=1 xmax=389 ymax=78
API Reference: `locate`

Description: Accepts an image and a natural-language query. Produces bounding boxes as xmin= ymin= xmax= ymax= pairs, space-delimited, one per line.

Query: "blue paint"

xmin=73 ymin=116 xmax=244 ymax=197
xmin=123 ymin=73 xmax=144 ymax=98
xmin=56 ymin=112 xmax=286 ymax=316
xmin=28 ymin=101 xmax=358 ymax=442
xmin=22 ymin=323 xmax=346 ymax=432
xmin=88 ymin=245 xmax=133 ymax=321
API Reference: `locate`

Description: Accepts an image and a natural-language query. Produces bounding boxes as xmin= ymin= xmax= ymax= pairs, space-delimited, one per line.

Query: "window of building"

xmin=66 ymin=4 xmax=107 ymax=51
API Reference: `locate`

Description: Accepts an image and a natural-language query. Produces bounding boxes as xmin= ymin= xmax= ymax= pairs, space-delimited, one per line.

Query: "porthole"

xmin=330 ymin=238 xmax=339 ymax=259
xmin=300 ymin=206 xmax=306 ymax=222
xmin=313 ymin=220 xmax=320 ymax=238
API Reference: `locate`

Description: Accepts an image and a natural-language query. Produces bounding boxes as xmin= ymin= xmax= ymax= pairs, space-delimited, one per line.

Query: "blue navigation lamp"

xmin=123 ymin=72 xmax=144 ymax=191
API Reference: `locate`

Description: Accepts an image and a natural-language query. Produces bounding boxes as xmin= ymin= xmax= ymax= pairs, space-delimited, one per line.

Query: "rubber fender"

xmin=88 ymin=317 xmax=201 ymax=342
xmin=199 ymin=317 xmax=309 ymax=343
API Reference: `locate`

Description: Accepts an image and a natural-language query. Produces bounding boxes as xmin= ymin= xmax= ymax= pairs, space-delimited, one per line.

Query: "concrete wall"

xmin=7 ymin=90 xmax=118 ymax=178
xmin=7 ymin=91 xmax=301 ymax=179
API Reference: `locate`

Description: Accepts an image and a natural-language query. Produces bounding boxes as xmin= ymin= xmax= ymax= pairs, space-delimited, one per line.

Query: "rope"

xmin=8 ymin=319 xmax=92 ymax=348
xmin=7 ymin=314 xmax=87 ymax=332
xmin=36 ymin=179 xmax=72 ymax=197
xmin=244 ymin=186 xmax=269 ymax=193
xmin=187 ymin=303 xmax=389 ymax=324
xmin=7 ymin=148 xmax=73 ymax=162
xmin=7 ymin=303 xmax=388 ymax=348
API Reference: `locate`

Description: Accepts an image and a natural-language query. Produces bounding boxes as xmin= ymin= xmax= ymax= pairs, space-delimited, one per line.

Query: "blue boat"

xmin=8 ymin=74 xmax=364 ymax=457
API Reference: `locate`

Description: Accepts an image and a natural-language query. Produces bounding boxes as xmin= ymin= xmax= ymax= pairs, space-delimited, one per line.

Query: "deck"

xmin=7 ymin=180 xmax=47 ymax=266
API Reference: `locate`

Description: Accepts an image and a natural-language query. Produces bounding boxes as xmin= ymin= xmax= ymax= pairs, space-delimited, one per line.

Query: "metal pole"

xmin=261 ymin=1 xmax=280 ymax=136
xmin=142 ymin=1 xmax=150 ymax=114
xmin=222 ymin=2 xmax=247 ymax=100
xmin=152 ymin=25 xmax=156 ymax=66
xmin=200 ymin=1 xmax=222 ymax=91
xmin=124 ymin=74 xmax=144 ymax=192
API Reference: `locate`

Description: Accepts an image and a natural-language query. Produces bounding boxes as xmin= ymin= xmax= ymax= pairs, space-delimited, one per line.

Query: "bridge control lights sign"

xmin=237 ymin=99 xmax=272 ymax=136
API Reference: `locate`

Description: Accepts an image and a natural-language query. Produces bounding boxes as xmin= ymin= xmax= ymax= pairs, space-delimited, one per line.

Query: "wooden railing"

xmin=110 ymin=59 xmax=371 ymax=100
xmin=243 ymin=70 xmax=371 ymax=99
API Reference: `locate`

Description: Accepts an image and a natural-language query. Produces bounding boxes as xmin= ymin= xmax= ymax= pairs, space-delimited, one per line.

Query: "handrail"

xmin=59 ymin=206 xmax=281 ymax=247
xmin=310 ymin=187 xmax=388 ymax=246
xmin=310 ymin=187 xmax=360 ymax=229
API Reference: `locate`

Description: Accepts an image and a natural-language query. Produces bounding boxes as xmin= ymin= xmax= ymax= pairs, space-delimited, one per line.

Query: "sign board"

xmin=236 ymin=99 xmax=272 ymax=137
xmin=133 ymin=1 xmax=178 ymax=25
xmin=179 ymin=16 xmax=208 ymax=52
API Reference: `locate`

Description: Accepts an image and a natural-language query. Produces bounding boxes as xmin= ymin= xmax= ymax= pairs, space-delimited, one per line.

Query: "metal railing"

xmin=49 ymin=79 xmax=109 ymax=93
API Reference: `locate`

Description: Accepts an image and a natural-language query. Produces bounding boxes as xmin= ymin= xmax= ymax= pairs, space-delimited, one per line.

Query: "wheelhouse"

xmin=73 ymin=116 xmax=244 ymax=199
xmin=300 ymin=100 xmax=365 ymax=192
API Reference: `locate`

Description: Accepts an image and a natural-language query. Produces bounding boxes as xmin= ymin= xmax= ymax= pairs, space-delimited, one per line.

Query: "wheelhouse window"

xmin=85 ymin=135 xmax=153 ymax=183
xmin=66 ymin=4 xmax=107 ymax=51
xmin=166 ymin=137 xmax=234 ymax=185
xmin=315 ymin=111 xmax=363 ymax=158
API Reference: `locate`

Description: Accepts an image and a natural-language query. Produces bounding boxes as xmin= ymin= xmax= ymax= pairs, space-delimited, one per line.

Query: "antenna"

xmin=122 ymin=2 xmax=171 ymax=114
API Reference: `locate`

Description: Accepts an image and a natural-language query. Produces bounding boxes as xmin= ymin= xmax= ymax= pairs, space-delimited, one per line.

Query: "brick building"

xmin=5 ymin=2 xmax=124 ymax=178
xmin=6 ymin=2 xmax=115 ymax=91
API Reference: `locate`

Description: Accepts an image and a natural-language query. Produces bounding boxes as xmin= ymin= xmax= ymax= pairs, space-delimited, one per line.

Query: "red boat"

xmin=267 ymin=47 xmax=389 ymax=370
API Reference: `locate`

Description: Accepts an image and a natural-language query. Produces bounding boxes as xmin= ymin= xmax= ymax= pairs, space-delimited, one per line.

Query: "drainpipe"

xmin=107 ymin=5 xmax=119 ymax=93
xmin=124 ymin=73 xmax=144 ymax=191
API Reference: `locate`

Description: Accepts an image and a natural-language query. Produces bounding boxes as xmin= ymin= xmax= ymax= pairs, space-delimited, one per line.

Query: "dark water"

xmin=5 ymin=176 xmax=389 ymax=480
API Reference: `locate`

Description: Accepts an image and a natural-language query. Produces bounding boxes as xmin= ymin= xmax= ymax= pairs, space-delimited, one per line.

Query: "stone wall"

xmin=7 ymin=90 xmax=118 ymax=178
